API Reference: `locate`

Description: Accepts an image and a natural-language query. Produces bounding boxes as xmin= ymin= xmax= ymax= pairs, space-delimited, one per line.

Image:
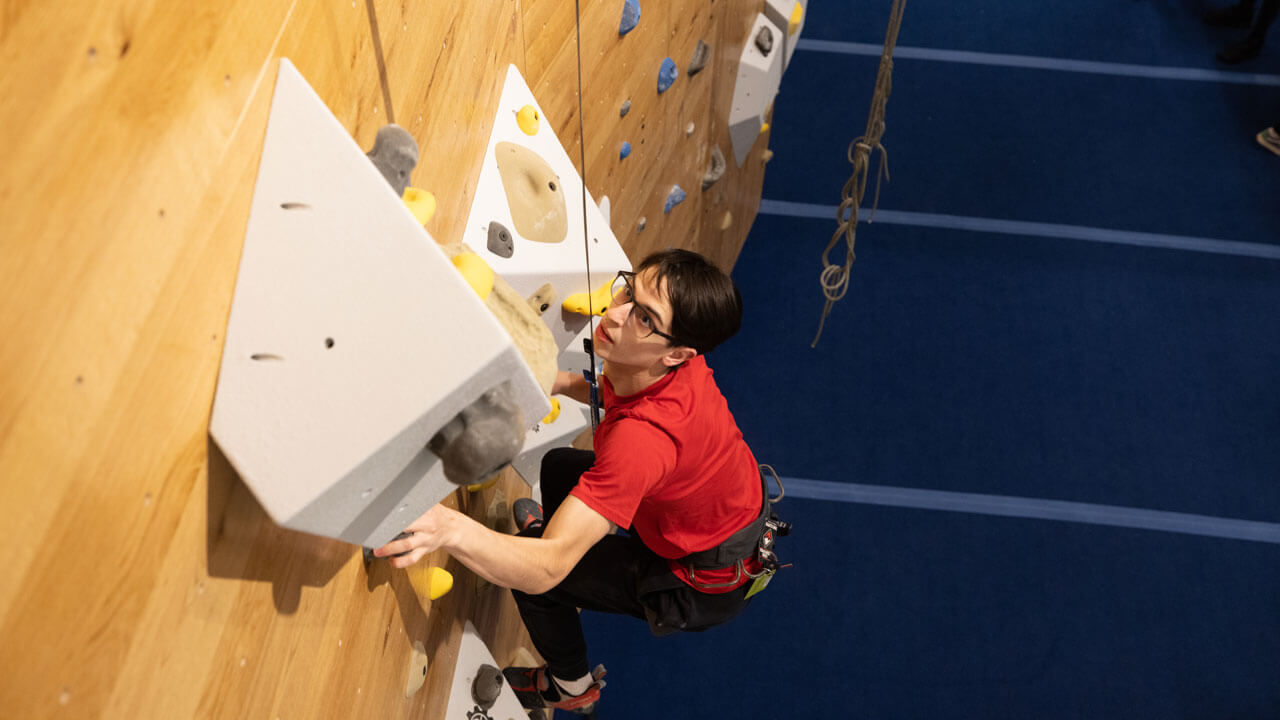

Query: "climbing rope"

xmin=812 ymin=0 xmax=906 ymax=348
xmin=573 ymin=0 xmax=602 ymax=429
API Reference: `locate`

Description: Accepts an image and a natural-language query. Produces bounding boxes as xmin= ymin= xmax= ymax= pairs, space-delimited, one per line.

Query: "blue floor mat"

xmin=715 ymin=214 xmax=1280 ymax=521
xmin=582 ymin=498 xmax=1280 ymax=719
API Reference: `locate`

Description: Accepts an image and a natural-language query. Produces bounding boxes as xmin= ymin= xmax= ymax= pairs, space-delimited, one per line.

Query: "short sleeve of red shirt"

xmin=570 ymin=418 xmax=675 ymax=529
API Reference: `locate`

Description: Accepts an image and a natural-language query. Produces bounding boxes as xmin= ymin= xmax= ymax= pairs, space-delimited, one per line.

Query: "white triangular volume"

xmin=210 ymin=58 xmax=546 ymax=548
xmin=460 ymin=64 xmax=632 ymax=354
xmin=764 ymin=0 xmax=809 ymax=71
xmin=729 ymin=13 xmax=785 ymax=167
xmin=444 ymin=621 xmax=531 ymax=720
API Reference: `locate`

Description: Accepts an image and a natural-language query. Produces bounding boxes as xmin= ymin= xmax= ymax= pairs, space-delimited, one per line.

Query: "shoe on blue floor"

xmin=513 ymin=497 xmax=544 ymax=532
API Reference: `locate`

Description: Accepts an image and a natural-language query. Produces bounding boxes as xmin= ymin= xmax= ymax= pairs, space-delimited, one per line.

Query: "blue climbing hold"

xmin=619 ymin=0 xmax=640 ymax=35
xmin=619 ymin=141 xmax=632 ymax=160
xmin=657 ymin=57 xmax=678 ymax=93
xmin=664 ymin=185 xmax=686 ymax=214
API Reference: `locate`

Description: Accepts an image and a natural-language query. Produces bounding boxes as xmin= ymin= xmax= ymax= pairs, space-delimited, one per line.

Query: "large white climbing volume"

xmin=729 ymin=13 xmax=785 ymax=167
xmin=460 ymin=64 xmax=632 ymax=354
xmin=210 ymin=59 xmax=547 ymax=548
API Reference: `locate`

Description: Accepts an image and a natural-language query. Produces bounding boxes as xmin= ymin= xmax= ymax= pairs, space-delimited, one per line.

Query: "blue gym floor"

xmin=581 ymin=2 xmax=1280 ymax=717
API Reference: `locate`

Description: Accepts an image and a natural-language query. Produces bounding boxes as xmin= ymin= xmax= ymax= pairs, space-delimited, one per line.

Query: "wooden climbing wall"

xmin=0 ymin=1 xmax=774 ymax=718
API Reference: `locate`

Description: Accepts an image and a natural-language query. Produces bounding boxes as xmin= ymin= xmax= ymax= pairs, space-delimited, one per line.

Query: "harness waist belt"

xmin=679 ymin=468 xmax=772 ymax=571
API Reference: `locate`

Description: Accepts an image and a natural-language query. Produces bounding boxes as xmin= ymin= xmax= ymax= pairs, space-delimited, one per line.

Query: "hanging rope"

xmin=812 ymin=0 xmax=906 ymax=347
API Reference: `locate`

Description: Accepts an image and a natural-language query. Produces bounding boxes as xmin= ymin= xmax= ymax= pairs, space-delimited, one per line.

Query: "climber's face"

xmin=594 ymin=269 xmax=695 ymax=380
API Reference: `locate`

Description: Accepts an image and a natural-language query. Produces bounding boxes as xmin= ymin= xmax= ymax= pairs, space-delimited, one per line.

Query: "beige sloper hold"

xmin=495 ymin=141 xmax=568 ymax=244
xmin=440 ymin=243 xmax=558 ymax=397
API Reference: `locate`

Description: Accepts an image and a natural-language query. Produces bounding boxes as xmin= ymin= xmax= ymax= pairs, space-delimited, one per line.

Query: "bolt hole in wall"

xmin=325 ymin=337 xmax=335 ymax=349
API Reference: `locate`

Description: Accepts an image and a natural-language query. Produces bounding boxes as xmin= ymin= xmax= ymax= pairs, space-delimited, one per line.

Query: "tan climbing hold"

xmin=495 ymin=142 xmax=568 ymax=244
xmin=720 ymin=210 xmax=733 ymax=230
xmin=516 ymin=105 xmax=540 ymax=135
xmin=405 ymin=640 xmax=429 ymax=698
xmin=527 ymin=283 xmax=557 ymax=315
xmin=401 ymin=187 xmax=436 ymax=225
xmin=451 ymin=252 xmax=494 ymax=300
xmin=762 ymin=149 xmax=774 ymax=164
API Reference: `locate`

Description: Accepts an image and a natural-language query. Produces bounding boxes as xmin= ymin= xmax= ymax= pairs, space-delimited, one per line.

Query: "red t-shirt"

xmin=569 ymin=355 xmax=764 ymax=592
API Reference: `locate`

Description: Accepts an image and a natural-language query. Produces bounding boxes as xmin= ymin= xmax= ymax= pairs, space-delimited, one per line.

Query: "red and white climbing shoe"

xmin=501 ymin=664 xmax=606 ymax=717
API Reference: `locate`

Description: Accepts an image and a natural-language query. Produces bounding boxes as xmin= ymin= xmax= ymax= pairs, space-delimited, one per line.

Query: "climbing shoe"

xmin=1258 ymin=127 xmax=1280 ymax=156
xmin=502 ymin=664 xmax=606 ymax=716
xmin=513 ymin=497 xmax=544 ymax=533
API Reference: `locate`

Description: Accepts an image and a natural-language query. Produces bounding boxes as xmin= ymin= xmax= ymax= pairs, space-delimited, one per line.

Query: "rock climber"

xmin=375 ymin=248 xmax=781 ymax=716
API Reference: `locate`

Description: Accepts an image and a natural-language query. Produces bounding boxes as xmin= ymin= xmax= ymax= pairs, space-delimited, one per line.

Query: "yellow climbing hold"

xmin=516 ymin=105 xmax=540 ymax=135
xmin=425 ymin=567 xmax=453 ymax=599
xmin=760 ymin=122 xmax=771 ymax=134
xmin=562 ymin=279 xmax=615 ymax=317
xmin=451 ymin=252 xmax=494 ymax=301
xmin=401 ymin=187 xmax=436 ymax=225
xmin=406 ymin=565 xmax=454 ymax=600
xmin=542 ymin=397 xmax=562 ymax=425
xmin=789 ymin=2 xmax=804 ymax=35
xmin=466 ymin=475 xmax=500 ymax=493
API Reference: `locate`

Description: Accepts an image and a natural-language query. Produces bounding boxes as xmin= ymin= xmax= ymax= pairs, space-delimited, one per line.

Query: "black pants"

xmin=511 ymin=448 xmax=753 ymax=681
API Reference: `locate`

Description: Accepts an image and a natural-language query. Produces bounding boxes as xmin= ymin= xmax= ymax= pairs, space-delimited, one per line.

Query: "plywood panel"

xmin=0 ymin=0 xmax=775 ymax=717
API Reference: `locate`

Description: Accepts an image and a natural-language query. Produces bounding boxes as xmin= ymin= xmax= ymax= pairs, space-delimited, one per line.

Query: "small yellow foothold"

xmin=789 ymin=2 xmax=804 ymax=35
xmin=401 ymin=187 xmax=436 ymax=225
xmin=562 ymin=279 xmax=616 ymax=317
xmin=516 ymin=105 xmax=540 ymax=135
xmin=426 ymin=567 xmax=453 ymax=599
xmin=760 ymin=122 xmax=770 ymax=134
xmin=466 ymin=475 xmax=500 ymax=493
xmin=451 ymin=252 xmax=494 ymax=300
xmin=542 ymin=397 xmax=562 ymax=425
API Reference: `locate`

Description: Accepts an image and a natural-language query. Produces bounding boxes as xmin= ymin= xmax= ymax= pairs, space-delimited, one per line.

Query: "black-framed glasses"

xmin=609 ymin=271 xmax=681 ymax=345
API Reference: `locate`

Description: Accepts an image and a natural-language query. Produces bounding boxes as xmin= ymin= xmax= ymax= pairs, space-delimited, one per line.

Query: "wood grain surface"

xmin=0 ymin=1 xmax=772 ymax=717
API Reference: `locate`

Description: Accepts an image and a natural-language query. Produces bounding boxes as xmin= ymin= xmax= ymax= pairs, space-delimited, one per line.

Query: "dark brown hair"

xmin=636 ymin=248 xmax=742 ymax=354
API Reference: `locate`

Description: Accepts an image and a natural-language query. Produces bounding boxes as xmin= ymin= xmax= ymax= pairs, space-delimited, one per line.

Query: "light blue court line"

xmin=758 ymin=199 xmax=1280 ymax=261
xmin=797 ymin=39 xmax=1280 ymax=87
xmin=780 ymin=477 xmax=1280 ymax=545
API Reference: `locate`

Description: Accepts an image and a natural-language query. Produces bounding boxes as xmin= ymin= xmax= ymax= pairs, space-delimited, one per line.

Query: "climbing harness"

xmin=812 ymin=0 xmax=907 ymax=347
xmin=681 ymin=464 xmax=792 ymax=594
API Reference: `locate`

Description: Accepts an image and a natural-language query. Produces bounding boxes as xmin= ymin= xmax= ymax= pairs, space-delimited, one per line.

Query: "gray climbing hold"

xmin=365 ymin=124 xmax=418 ymax=197
xmin=701 ymin=145 xmax=726 ymax=191
xmin=637 ymin=216 xmax=647 ymax=232
xmin=428 ymin=381 xmax=525 ymax=487
xmin=620 ymin=99 xmax=631 ymax=117
xmin=619 ymin=141 xmax=632 ymax=160
xmin=619 ymin=0 xmax=640 ymax=35
xmin=486 ymin=221 xmax=514 ymax=258
xmin=664 ymin=185 xmax=686 ymax=214
xmin=472 ymin=664 xmax=504 ymax=711
xmin=657 ymin=57 xmax=677 ymax=93
xmin=688 ymin=40 xmax=711 ymax=76
xmin=755 ymin=25 xmax=774 ymax=56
